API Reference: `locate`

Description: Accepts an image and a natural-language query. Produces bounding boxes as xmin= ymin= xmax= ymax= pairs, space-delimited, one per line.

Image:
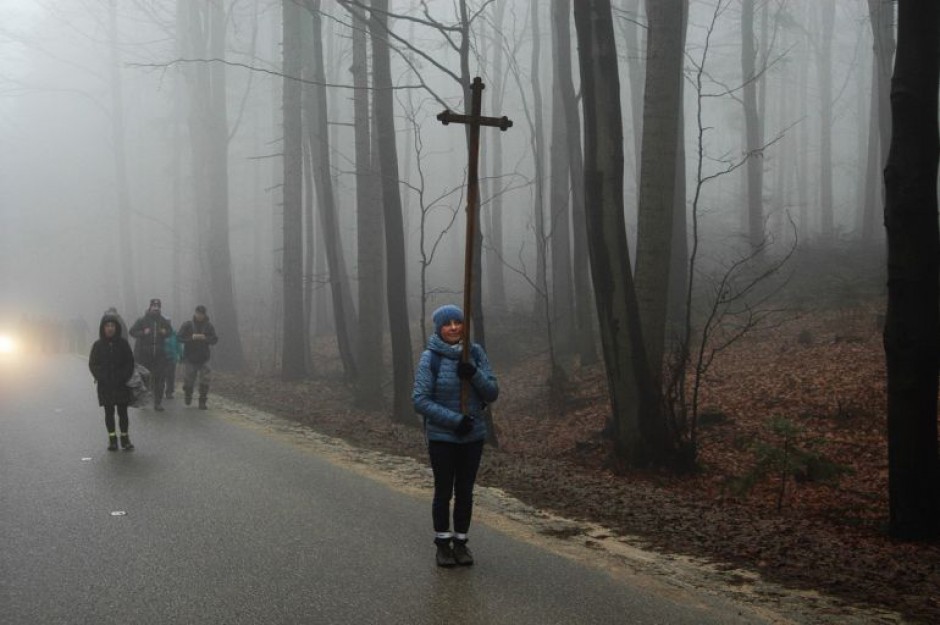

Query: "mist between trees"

xmin=1 ymin=1 xmax=936 ymax=536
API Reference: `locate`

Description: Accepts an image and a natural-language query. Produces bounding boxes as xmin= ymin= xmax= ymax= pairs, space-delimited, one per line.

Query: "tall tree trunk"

xmin=620 ymin=0 xmax=645 ymax=186
xmin=456 ymin=0 xmax=487 ymax=349
xmin=171 ymin=16 xmax=184 ymax=323
xmin=269 ymin=1 xmax=284 ymax=370
xmin=742 ymin=0 xmax=764 ymax=249
xmin=883 ymin=0 xmax=940 ymax=541
xmin=349 ymin=1 xmax=384 ymax=408
xmin=203 ymin=3 xmax=245 ymax=370
xmin=797 ymin=34 xmax=810 ymax=241
xmin=666 ymin=2 xmax=689 ymax=347
xmin=863 ymin=0 xmax=896 ymax=242
xmin=633 ymin=0 xmax=686 ymax=391
xmin=302 ymin=134 xmax=315 ymax=368
xmin=817 ymin=1 xmax=836 ymax=238
xmin=281 ymin=0 xmax=308 ymax=379
xmin=549 ymin=0 xmax=575 ymax=365
xmin=486 ymin=2 xmax=508 ymax=313
xmin=529 ymin=0 xmax=548 ymax=322
xmin=573 ymin=0 xmax=667 ymax=464
xmin=107 ymin=0 xmax=138 ymax=315
xmin=179 ymin=2 xmax=245 ymax=370
xmin=556 ymin=0 xmax=597 ymax=366
xmin=863 ymin=52 xmax=881 ymax=240
xmin=303 ymin=0 xmax=358 ymax=380
xmin=370 ymin=0 xmax=414 ymax=423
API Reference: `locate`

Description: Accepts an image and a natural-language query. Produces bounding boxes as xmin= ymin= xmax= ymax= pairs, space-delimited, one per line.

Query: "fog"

xmin=0 ymin=0 xmax=888 ymax=375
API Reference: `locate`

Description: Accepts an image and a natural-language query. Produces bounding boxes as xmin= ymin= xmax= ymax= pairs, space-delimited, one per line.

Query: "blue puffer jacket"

xmin=412 ymin=334 xmax=499 ymax=443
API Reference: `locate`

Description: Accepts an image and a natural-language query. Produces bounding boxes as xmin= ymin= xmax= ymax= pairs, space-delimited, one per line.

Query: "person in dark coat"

xmin=129 ymin=298 xmax=173 ymax=411
xmin=412 ymin=304 xmax=499 ymax=567
xmin=88 ymin=314 xmax=135 ymax=451
xmin=177 ymin=305 xmax=219 ymax=409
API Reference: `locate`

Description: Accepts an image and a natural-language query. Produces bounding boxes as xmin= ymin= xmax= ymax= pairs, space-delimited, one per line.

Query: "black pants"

xmin=164 ymin=362 xmax=176 ymax=397
xmin=428 ymin=440 xmax=484 ymax=534
xmin=144 ymin=359 xmax=166 ymax=406
xmin=104 ymin=404 xmax=129 ymax=434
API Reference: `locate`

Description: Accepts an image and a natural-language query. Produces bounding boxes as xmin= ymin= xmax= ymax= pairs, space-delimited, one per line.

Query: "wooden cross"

xmin=437 ymin=76 xmax=512 ymax=412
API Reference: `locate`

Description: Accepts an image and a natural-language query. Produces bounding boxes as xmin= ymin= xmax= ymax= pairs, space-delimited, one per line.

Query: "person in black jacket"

xmin=177 ymin=305 xmax=218 ymax=409
xmin=88 ymin=314 xmax=135 ymax=451
xmin=129 ymin=298 xmax=173 ymax=411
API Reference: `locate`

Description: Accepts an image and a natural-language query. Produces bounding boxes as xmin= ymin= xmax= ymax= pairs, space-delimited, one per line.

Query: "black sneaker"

xmin=107 ymin=437 xmax=118 ymax=451
xmin=435 ymin=539 xmax=457 ymax=568
xmin=184 ymin=394 xmax=192 ymax=406
xmin=120 ymin=436 xmax=135 ymax=451
xmin=154 ymin=404 xmax=165 ymax=412
xmin=452 ymin=539 xmax=474 ymax=566
xmin=198 ymin=398 xmax=207 ymax=410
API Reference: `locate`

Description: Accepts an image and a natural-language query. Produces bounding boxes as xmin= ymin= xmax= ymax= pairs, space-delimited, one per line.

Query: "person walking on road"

xmin=412 ymin=305 xmax=499 ymax=568
xmin=88 ymin=314 xmax=135 ymax=451
xmin=129 ymin=298 xmax=173 ymax=412
xmin=177 ymin=305 xmax=218 ymax=410
xmin=162 ymin=319 xmax=182 ymax=399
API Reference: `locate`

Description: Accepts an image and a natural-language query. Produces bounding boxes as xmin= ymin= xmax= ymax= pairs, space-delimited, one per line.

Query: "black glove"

xmin=457 ymin=361 xmax=477 ymax=380
xmin=455 ymin=414 xmax=475 ymax=437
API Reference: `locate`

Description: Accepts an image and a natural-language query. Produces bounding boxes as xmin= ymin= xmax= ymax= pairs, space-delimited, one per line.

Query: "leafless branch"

xmin=128 ymin=58 xmax=425 ymax=90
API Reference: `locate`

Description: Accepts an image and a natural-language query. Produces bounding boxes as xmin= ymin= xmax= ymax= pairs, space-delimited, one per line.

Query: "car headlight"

xmin=0 ymin=334 xmax=18 ymax=355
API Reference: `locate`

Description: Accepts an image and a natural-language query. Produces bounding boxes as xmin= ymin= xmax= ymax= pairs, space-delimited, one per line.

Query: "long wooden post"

xmin=437 ymin=77 xmax=512 ymax=412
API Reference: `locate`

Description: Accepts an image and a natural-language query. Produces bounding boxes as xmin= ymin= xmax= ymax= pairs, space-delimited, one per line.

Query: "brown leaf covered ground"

xmin=214 ymin=306 xmax=940 ymax=624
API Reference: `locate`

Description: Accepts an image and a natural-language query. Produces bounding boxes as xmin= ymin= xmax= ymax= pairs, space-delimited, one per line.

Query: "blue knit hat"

xmin=432 ymin=304 xmax=464 ymax=336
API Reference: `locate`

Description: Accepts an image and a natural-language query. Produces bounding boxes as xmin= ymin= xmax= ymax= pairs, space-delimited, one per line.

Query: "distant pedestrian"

xmin=88 ymin=313 xmax=135 ymax=451
xmin=162 ymin=318 xmax=182 ymax=399
xmin=129 ymin=298 xmax=173 ymax=412
xmin=177 ymin=305 xmax=218 ymax=410
xmin=412 ymin=305 xmax=499 ymax=567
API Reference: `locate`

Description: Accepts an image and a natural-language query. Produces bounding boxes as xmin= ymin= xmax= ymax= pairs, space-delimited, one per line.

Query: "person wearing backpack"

xmin=128 ymin=298 xmax=173 ymax=412
xmin=412 ymin=305 xmax=499 ymax=568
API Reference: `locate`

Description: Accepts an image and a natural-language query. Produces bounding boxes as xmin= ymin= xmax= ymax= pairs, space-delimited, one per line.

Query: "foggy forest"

xmin=2 ymin=0 xmax=940 ymax=620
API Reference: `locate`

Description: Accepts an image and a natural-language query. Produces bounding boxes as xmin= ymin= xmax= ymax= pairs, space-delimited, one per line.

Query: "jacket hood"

xmin=99 ymin=314 xmax=123 ymax=339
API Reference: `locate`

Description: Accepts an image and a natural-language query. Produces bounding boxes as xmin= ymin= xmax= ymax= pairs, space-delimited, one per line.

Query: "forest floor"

xmin=215 ymin=304 xmax=940 ymax=624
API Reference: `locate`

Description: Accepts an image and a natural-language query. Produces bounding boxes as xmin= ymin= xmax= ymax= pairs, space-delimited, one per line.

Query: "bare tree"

xmin=573 ymin=0 xmax=668 ymax=464
xmin=883 ymin=0 xmax=940 ymax=541
xmin=370 ymin=0 xmax=414 ymax=423
xmin=555 ymin=0 xmax=597 ymax=366
xmin=348 ymin=1 xmax=384 ymax=408
xmin=861 ymin=0 xmax=895 ymax=242
xmin=107 ymin=0 xmax=138 ymax=315
xmin=302 ymin=0 xmax=358 ymax=380
xmin=633 ymin=0 xmax=687 ymax=394
xmin=177 ymin=0 xmax=246 ymax=370
xmin=548 ymin=0 xmax=575 ymax=366
xmin=616 ymin=0 xmax=645 ymax=185
xmin=281 ymin=0 xmax=308 ymax=380
xmin=528 ymin=0 xmax=548 ymax=322
xmin=817 ymin=1 xmax=836 ymax=238
xmin=483 ymin=1 xmax=508 ymax=313
xmin=741 ymin=0 xmax=764 ymax=250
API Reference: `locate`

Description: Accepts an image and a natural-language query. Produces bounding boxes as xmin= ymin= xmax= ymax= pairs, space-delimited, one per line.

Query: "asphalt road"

xmin=0 ymin=354 xmax=773 ymax=625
